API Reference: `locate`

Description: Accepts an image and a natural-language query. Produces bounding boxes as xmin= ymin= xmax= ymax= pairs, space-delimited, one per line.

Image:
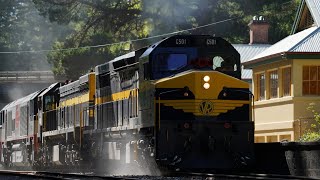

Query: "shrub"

xmin=299 ymin=103 xmax=320 ymax=142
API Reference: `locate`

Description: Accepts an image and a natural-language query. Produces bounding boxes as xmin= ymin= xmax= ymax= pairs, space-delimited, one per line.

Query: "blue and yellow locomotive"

xmin=139 ymin=35 xmax=254 ymax=170
xmin=0 ymin=35 xmax=254 ymax=173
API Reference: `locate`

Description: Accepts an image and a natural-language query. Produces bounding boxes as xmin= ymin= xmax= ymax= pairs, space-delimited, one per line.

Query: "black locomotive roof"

xmin=141 ymin=35 xmax=237 ymax=58
xmin=38 ymin=82 xmax=60 ymax=98
xmin=96 ymin=35 xmax=238 ymax=74
xmin=95 ymin=47 xmax=147 ymax=75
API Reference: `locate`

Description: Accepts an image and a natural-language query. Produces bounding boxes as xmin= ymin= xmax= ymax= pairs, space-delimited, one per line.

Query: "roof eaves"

xmin=243 ymin=51 xmax=320 ymax=69
xmin=242 ymin=52 xmax=285 ymax=69
xmin=286 ymin=52 xmax=320 ymax=59
xmin=291 ymin=0 xmax=306 ymax=35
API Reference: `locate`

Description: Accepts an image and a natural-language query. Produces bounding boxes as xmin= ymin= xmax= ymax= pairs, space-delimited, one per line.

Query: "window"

xmin=167 ymin=54 xmax=187 ymax=70
xmin=303 ymin=66 xmax=320 ymax=95
xmin=256 ymin=73 xmax=265 ymax=100
xmin=282 ymin=67 xmax=291 ymax=96
xmin=154 ymin=54 xmax=187 ymax=72
xmin=0 ymin=112 xmax=2 ymax=126
xmin=98 ymin=74 xmax=110 ymax=89
xmin=212 ymin=56 xmax=224 ymax=70
xmin=153 ymin=53 xmax=188 ymax=79
xmin=213 ymin=56 xmax=237 ymax=72
xmin=269 ymin=70 xmax=278 ymax=98
xmin=45 ymin=96 xmax=53 ymax=111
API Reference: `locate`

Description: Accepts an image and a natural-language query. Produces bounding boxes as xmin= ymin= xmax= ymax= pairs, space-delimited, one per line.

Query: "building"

xmin=243 ymin=0 xmax=320 ymax=142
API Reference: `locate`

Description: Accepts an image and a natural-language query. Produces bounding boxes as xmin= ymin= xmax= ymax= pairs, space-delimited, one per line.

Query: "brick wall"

xmin=248 ymin=19 xmax=270 ymax=44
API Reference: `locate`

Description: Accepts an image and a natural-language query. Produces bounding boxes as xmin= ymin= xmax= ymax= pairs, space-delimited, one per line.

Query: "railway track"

xmin=0 ymin=170 xmax=120 ymax=179
xmin=173 ymin=172 xmax=320 ymax=180
xmin=0 ymin=170 xmax=320 ymax=179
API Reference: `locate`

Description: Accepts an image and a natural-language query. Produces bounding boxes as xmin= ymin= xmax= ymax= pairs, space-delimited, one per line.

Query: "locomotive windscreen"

xmin=149 ymin=35 xmax=241 ymax=79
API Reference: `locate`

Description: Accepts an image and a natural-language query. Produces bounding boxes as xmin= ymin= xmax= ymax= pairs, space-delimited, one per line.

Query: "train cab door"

xmin=138 ymin=56 xmax=155 ymax=128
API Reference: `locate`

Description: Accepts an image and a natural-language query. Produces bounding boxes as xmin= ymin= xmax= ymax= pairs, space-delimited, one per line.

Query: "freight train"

xmin=0 ymin=35 xmax=254 ymax=174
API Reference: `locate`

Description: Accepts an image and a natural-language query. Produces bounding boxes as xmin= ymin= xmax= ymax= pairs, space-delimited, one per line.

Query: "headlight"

xmin=203 ymin=83 xmax=210 ymax=89
xmin=203 ymin=75 xmax=210 ymax=82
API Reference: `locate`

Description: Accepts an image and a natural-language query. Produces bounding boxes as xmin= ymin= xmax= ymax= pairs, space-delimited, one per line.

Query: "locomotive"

xmin=0 ymin=35 xmax=254 ymax=173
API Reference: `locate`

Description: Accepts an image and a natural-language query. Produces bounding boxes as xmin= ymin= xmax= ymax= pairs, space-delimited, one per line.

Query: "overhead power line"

xmin=0 ymin=17 xmax=238 ymax=54
xmin=0 ymin=0 xmax=295 ymax=54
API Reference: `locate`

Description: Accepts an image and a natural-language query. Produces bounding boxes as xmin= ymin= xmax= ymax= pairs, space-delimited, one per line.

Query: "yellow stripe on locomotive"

xmin=95 ymin=89 xmax=138 ymax=105
xmin=155 ymin=70 xmax=249 ymax=116
xmin=59 ymin=72 xmax=95 ymax=108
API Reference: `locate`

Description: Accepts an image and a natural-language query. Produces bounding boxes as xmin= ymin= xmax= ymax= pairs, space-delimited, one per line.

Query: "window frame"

xmin=303 ymin=65 xmax=320 ymax=96
xmin=256 ymin=72 xmax=266 ymax=101
xmin=269 ymin=70 xmax=278 ymax=99
xmin=282 ymin=66 xmax=292 ymax=97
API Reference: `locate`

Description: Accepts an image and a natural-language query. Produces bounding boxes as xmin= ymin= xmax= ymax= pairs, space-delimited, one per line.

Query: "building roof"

xmin=291 ymin=0 xmax=320 ymax=34
xmin=243 ymin=26 xmax=320 ymax=68
xmin=233 ymin=44 xmax=271 ymax=63
xmin=233 ymin=44 xmax=271 ymax=79
xmin=250 ymin=26 xmax=318 ymax=60
xmin=241 ymin=69 xmax=253 ymax=80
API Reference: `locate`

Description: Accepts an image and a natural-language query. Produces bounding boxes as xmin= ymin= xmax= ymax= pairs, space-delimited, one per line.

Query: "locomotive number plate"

xmin=206 ymin=39 xmax=216 ymax=45
xmin=176 ymin=38 xmax=187 ymax=45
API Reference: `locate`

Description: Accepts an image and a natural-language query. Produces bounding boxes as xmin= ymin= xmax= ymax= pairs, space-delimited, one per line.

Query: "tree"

xmin=32 ymin=0 xmax=149 ymax=79
xmin=259 ymin=0 xmax=300 ymax=43
xmin=299 ymin=103 xmax=320 ymax=142
xmin=187 ymin=0 xmax=299 ymax=43
xmin=0 ymin=0 xmax=69 ymax=71
xmin=141 ymin=0 xmax=299 ymax=44
xmin=29 ymin=0 xmax=300 ymax=79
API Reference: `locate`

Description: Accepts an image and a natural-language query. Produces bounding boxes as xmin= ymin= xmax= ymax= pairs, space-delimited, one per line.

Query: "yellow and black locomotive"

xmin=0 ymin=35 xmax=254 ymax=173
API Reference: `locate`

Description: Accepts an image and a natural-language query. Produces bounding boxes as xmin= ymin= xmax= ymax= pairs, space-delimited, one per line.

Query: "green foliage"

xmin=0 ymin=0 xmax=70 ymax=71
xmin=307 ymin=103 xmax=320 ymax=127
xmin=0 ymin=0 xmax=301 ymax=79
xmin=300 ymin=103 xmax=320 ymax=142
xmin=141 ymin=0 xmax=299 ymax=44
xmin=32 ymin=0 xmax=148 ymax=79
xmin=48 ymin=37 xmax=127 ymax=80
xmin=299 ymin=131 xmax=320 ymax=142
xmin=259 ymin=0 xmax=299 ymax=43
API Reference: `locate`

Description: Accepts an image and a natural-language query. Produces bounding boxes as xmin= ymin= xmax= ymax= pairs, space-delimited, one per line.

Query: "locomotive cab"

xmin=147 ymin=36 xmax=241 ymax=80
